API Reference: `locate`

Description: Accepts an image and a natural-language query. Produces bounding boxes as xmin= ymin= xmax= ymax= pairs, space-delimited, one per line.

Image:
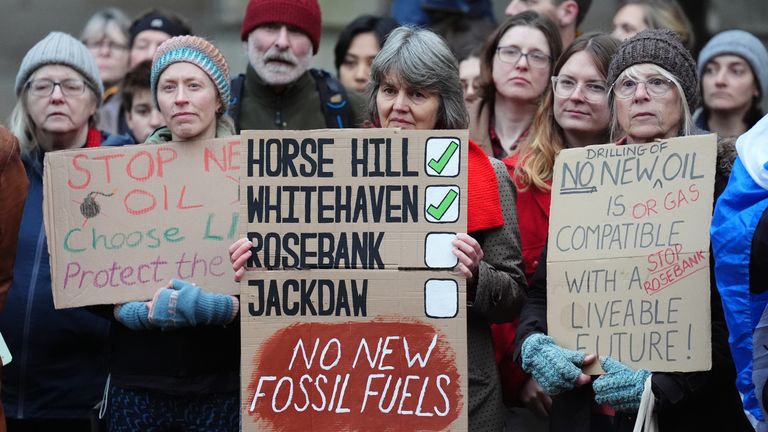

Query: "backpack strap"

xmin=309 ymin=68 xmax=354 ymax=128
xmin=228 ymin=73 xmax=246 ymax=133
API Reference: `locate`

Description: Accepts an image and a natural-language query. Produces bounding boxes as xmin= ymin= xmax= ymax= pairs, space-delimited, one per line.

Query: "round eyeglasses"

xmin=496 ymin=46 xmax=551 ymax=69
xmin=611 ymin=77 xmax=675 ymax=99
xmin=26 ymin=79 xmax=88 ymax=97
xmin=551 ymin=76 xmax=608 ymax=102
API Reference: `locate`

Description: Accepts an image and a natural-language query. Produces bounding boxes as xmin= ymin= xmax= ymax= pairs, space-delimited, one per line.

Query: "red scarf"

xmin=468 ymin=139 xmax=504 ymax=233
xmin=85 ymin=127 xmax=102 ymax=148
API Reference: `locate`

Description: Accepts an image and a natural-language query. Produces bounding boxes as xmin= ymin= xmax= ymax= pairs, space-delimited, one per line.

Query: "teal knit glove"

xmin=149 ymin=279 xmax=237 ymax=330
xmin=521 ymin=333 xmax=588 ymax=395
xmin=114 ymin=301 xmax=154 ymax=330
xmin=592 ymin=356 xmax=651 ymax=412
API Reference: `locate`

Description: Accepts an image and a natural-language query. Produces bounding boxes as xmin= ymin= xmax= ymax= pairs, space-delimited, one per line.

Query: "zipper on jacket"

xmin=16 ymin=225 xmax=46 ymax=418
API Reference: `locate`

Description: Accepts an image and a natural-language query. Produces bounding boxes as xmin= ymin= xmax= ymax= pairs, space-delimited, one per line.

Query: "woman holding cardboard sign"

xmin=495 ymin=32 xmax=620 ymax=421
xmin=514 ymin=29 xmax=749 ymax=431
xmin=103 ymin=36 xmax=240 ymax=431
xmin=0 ymin=32 xmax=111 ymax=431
xmin=230 ymin=25 xmax=528 ymax=430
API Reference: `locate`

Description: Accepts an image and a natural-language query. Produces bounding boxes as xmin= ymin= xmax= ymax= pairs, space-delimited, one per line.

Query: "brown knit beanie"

xmin=607 ymin=28 xmax=699 ymax=111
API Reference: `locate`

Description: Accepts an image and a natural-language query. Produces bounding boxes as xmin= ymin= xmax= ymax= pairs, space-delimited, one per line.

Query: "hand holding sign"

xmin=521 ymin=333 xmax=596 ymax=395
xmin=451 ymin=233 xmax=483 ymax=281
xmin=229 ymin=238 xmax=253 ymax=282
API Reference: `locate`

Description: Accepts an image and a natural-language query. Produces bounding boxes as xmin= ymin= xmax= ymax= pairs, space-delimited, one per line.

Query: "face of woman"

xmin=339 ymin=32 xmax=379 ymax=94
xmin=614 ymin=64 xmax=683 ymax=143
xmin=492 ymin=25 xmax=552 ymax=104
xmin=702 ymin=54 xmax=758 ymax=114
xmin=85 ymin=27 xmax=129 ymax=86
xmin=26 ymin=64 xmax=98 ymax=149
xmin=376 ymin=72 xmax=439 ymax=130
xmin=611 ymin=4 xmax=648 ymax=41
xmin=553 ymin=51 xmax=610 ymax=144
xmin=459 ymin=56 xmax=481 ymax=106
xmin=156 ymin=62 xmax=221 ymax=142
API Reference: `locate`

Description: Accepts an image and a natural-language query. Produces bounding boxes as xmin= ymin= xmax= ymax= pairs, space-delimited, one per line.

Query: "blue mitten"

xmin=592 ymin=356 xmax=651 ymax=412
xmin=521 ymin=333 xmax=588 ymax=395
xmin=149 ymin=279 xmax=237 ymax=330
xmin=114 ymin=302 xmax=154 ymax=330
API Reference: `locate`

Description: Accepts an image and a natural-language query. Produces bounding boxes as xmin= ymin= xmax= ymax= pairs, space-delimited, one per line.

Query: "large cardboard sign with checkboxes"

xmin=239 ymin=129 xmax=469 ymax=431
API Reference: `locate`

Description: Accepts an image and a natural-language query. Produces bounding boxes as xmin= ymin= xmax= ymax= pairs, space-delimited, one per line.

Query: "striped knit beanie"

xmin=150 ymin=35 xmax=231 ymax=113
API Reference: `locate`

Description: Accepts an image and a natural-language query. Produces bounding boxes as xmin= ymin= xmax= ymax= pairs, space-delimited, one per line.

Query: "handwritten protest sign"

xmin=547 ymin=135 xmax=716 ymax=372
xmin=44 ymin=138 xmax=240 ymax=308
xmin=240 ymin=129 xmax=469 ymax=431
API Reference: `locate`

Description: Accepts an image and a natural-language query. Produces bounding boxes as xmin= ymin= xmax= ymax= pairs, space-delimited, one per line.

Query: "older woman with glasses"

xmin=496 ymin=33 xmax=618 ymax=421
xmin=0 ymin=32 xmax=110 ymax=431
xmin=515 ymin=29 xmax=751 ymax=431
xmin=470 ymin=11 xmax=562 ymax=159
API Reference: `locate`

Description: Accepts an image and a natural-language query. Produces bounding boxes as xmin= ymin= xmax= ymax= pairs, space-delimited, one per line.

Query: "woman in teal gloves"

xmin=514 ymin=29 xmax=750 ymax=431
xmin=104 ymin=35 xmax=240 ymax=431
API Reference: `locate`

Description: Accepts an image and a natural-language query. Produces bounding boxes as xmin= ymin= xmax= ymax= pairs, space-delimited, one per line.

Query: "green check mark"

xmin=428 ymin=141 xmax=459 ymax=174
xmin=427 ymin=189 xmax=459 ymax=220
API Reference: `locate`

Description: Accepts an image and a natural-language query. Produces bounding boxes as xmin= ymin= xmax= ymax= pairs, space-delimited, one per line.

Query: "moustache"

xmin=263 ymin=50 xmax=297 ymax=66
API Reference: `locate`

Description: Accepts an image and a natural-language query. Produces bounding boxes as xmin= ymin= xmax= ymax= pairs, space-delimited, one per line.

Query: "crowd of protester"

xmin=1 ymin=0 xmax=768 ymax=431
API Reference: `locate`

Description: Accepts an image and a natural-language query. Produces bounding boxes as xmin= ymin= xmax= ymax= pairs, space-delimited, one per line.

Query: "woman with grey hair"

xmin=365 ymin=26 xmax=469 ymax=129
xmin=516 ymin=29 xmax=750 ymax=431
xmin=367 ymin=25 xmax=527 ymax=430
xmin=232 ymin=25 xmax=527 ymax=430
xmin=81 ymin=7 xmax=131 ymax=135
xmin=1 ymin=31 xmax=110 ymax=431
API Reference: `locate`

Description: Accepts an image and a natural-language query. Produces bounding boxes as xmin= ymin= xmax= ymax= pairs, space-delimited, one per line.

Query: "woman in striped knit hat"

xmin=105 ymin=35 xmax=240 ymax=431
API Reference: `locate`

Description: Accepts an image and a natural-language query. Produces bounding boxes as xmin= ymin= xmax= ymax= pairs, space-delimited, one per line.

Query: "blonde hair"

xmin=621 ymin=0 xmax=694 ymax=49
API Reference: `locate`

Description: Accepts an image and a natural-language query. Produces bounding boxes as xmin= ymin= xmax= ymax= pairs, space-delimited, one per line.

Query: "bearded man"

xmin=230 ymin=0 xmax=364 ymax=131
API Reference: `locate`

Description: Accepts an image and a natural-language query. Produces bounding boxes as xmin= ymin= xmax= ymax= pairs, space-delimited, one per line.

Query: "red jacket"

xmin=490 ymin=153 xmax=552 ymax=406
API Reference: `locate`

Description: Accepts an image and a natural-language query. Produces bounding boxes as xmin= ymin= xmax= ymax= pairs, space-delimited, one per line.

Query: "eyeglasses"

xmin=26 ymin=79 xmax=88 ymax=97
xmin=496 ymin=46 xmax=551 ymax=69
xmin=611 ymin=77 xmax=675 ymax=99
xmin=551 ymin=76 xmax=608 ymax=102
xmin=85 ymin=40 xmax=128 ymax=51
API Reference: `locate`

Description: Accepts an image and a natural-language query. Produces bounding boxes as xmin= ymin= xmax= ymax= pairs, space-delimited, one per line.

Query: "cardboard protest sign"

xmin=547 ymin=135 xmax=717 ymax=372
xmin=240 ymin=129 xmax=469 ymax=431
xmin=44 ymin=138 xmax=240 ymax=308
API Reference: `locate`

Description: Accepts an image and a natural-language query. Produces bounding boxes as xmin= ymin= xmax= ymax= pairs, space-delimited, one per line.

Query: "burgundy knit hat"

xmin=240 ymin=0 xmax=321 ymax=53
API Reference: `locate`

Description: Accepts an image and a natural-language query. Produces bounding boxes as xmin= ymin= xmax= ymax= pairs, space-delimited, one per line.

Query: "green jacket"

xmin=237 ymin=65 xmax=364 ymax=131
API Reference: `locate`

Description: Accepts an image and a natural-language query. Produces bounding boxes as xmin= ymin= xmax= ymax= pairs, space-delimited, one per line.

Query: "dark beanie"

xmin=607 ymin=28 xmax=699 ymax=111
xmin=129 ymin=12 xmax=192 ymax=47
xmin=240 ymin=0 xmax=321 ymax=53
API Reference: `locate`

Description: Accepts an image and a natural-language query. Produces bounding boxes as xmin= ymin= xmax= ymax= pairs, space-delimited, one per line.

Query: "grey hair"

xmin=366 ymin=26 xmax=468 ymax=130
xmin=609 ymin=64 xmax=693 ymax=142
xmin=9 ymin=83 xmax=99 ymax=156
xmin=80 ymin=8 xmax=130 ymax=45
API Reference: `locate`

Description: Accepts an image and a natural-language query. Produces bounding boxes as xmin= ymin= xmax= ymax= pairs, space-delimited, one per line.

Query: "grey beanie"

xmin=698 ymin=29 xmax=768 ymax=98
xmin=607 ymin=28 xmax=699 ymax=111
xmin=15 ymin=32 xmax=104 ymax=102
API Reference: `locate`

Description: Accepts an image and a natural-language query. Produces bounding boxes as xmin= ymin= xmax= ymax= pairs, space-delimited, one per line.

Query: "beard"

xmin=248 ymin=46 xmax=312 ymax=86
